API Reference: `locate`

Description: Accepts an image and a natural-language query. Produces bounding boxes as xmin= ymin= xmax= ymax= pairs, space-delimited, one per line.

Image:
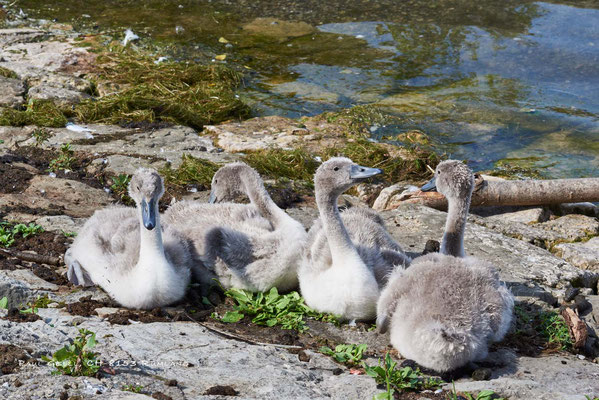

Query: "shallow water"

xmin=13 ymin=0 xmax=599 ymax=177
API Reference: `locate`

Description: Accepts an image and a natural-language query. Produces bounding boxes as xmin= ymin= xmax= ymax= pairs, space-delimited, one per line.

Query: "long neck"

xmin=441 ymin=194 xmax=471 ymax=258
xmin=316 ymin=188 xmax=358 ymax=260
xmin=137 ymin=203 xmax=167 ymax=267
xmin=241 ymin=169 xmax=287 ymax=227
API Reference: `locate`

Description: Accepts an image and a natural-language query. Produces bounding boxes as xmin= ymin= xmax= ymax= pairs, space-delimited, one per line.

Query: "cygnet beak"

xmin=141 ymin=198 xmax=156 ymax=230
xmin=350 ymin=164 xmax=382 ymax=180
xmin=421 ymin=177 xmax=437 ymax=192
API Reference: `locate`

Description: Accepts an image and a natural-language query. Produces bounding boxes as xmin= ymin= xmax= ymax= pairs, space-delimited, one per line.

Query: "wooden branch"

xmin=388 ymin=176 xmax=599 ymax=210
xmin=0 ymin=248 xmax=62 ymax=266
xmin=560 ymin=307 xmax=587 ymax=349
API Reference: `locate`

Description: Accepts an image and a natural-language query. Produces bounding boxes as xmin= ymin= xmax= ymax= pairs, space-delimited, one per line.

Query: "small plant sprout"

xmin=42 ymin=328 xmax=100 ymax=376
xmin=319 ymin=343 xmax=367 ymax=365
xmin=448 ymin=382 xmax=505 ymax=400
xmin=32 ymin=127 xmax=51 ymax=146
xmin=538 ymin=310 xmax=572 ymax=350
xmin=110 ymin=174 xmax=132 ymax=202
xmin=218 ymin=287 xmax=338 ymax=332
xmin=122 ymin=384 xmax=144 ymax=393
xmin=48 ymin=143 xmax=76 ymax=172
xmin=0 ymin=221 xmax=44 ymax=248
xmin=0 ymin=297 xmax=8 ymax=309
xmin=20 ymin=294 xmax=52 ymax=314
xmin=363 ymin=353 xmax=442 ymax=399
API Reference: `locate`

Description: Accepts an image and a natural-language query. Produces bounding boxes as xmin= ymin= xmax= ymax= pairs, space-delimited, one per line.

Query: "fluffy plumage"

xmin=376 ymin=160 xmax=514 ymax=372
xmin=164 ymin=162 xmax=307 ymax=292
xmin=299 ymin=157 xmax=410 ymax=321
xmin=65 ymin=168 xmax=192 ymax=309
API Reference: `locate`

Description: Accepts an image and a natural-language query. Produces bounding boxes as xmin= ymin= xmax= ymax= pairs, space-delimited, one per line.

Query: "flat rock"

xmin=0 ymin=76 xmax=25 ymax=108
xmin=27 ymin=83 xmax=90 ymax=106
xmin=385 ymin=204 xmax=598 ymax=291
xmin=33 ymin=215 xmax=85 ymax=233
xmin=205 ymin=115 xmax=308 ymax=152
xmin=470 ymin=214 xmax=599 ymax=249
xmin=37 ymin=124 xmax=239 ymax=168
xmin=0 ymin=175 xmax=112 ymax=218
xmin=0 ymin=271 xmax=45 ymax=308
xmin=88 ymin=154 xmax=167 ymax=176
xmin=471 ymin=206 xmax=550 ymax=224
xmin=554 ymin=237 xmax=599 ymax=271
xmin=449 ymin=350 xmax=599 ymax=399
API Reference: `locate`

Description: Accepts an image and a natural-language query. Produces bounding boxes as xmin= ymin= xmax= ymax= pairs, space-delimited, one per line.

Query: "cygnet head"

xmin=315 ymin=157 xmax=382 ymax=197
xmin=421 ymin=160 xmax=474 ymax=201
xmin=128 ymin=168 xmax=164 ymax=230
xmin=209 ymin=162 xmax=256 ymax=203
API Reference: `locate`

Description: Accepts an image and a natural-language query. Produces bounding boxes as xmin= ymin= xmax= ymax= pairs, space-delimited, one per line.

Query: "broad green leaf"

xmin=221 ymin=311 xmax=244 ymax=323
xmin=0 ymin=297 xmax=7 ymax=309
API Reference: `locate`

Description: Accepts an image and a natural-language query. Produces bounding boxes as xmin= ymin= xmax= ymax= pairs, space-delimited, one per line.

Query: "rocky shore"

xmin=0 ymin=24 xmax=599 ymax=400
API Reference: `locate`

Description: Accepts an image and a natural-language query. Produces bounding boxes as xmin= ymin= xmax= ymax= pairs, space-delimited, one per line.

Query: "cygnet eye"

xmin=333 ymin=167 xmax=339 ymax=171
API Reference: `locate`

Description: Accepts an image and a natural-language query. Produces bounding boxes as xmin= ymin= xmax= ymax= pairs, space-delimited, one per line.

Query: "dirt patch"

xmin=2 ymin=307 xmax=41 ymax=323
xmin=151 ymin=393 xmax=173 ymax=400
xmin=0 ymin=163 xmax=33 ymax=193
xmin=31 ymin=263 xmax=69 ymax=286
xmin=0 ymin=255 xmax=21 ymax=270
xmin=14 ymin=231 xmax=69 ymax=260
xmin=204 ymin=385 xmax=238 ymax=396
xmin=66 ymin=295 xmax=114 ymax=317
xmin=106 ymin=308 xmax=173 ymax=325
xmin=0 ymin=344 xmax=30 ymax=374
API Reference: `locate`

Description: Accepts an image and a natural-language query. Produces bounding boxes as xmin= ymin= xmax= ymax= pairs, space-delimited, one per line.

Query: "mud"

xmin=0 ymin=163 xmax=33 ymax=194
xmin=204 ymin=385 xmax=239 ymax=396
xmin=65 ymin=295 xmax=114 ymax=317
xmin=0 ymin=344 xmax=30 ymax=374
xmin=13 ymin=231 xmax=69 ymax=260
xmin=2 ymin=308 xmax=41 ymax=323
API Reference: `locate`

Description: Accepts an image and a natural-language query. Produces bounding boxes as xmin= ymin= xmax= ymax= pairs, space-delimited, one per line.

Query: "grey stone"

xmin=538 ymin=215 xmax=599 ymax=241
xmin=471 ymin=206 xmax=550 ymax=224
xmin=27 ymin=83 xmax=90 ymax=106
xmin=385 ymin=204 xmax=598 ymax=290
xmin=560 ymin=202 xmax=599 ymax=218
xmin=88 ymin=155 xmax=166 ymax=177
xmin=34 ymin=215 xmax=85 ymax=234
xmin=0 ymin=175 xmax=113 ymax=219
xmin=554 ymin=237 xmax=599 ymax=271
xmin=448 ymin=351 xmax=599 ymax=400
xmin=0 ymin=76 xmax=25 ymax=108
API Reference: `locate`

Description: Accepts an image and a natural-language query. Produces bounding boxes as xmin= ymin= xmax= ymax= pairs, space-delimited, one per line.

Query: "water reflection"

xmin=13 ymin=0 xmax=599 ymax=177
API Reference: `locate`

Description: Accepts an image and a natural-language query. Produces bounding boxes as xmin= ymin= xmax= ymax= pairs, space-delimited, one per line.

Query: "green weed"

xmin=20 ymin=294 xmax=52 ymax=314
xmin=0 ymin=66 xmax=18 ymax=79
xmin=243 ymin=148 xmax=319 ymax=186
xmin=0 ymin=99 xmax=68 ymax=128
xmin=32 ymin=127 xmax=52 ymax=146
xmin=110 ymin=174 xmax=132 ymax=203
xmin=537 ymin=310 xmax=572 ymax=350
xmin=48 ymin=143 xmax=76 ymax=172
xmin=122 ymin=384 xmax=144 ymax=393
xmin=218 ymin=287 xmax=337 ymax=332
xmin=74 ymin=50 xmax=249 ymax=129
xmin=42 ymin=328 xmax=100 ymax=376
xmin=0 ymin=297 xmax=7 ymax=309
xmin=320 ymin=343 xmax=367 ymax=365
xmin=448 ymin=382 xmax=505 ymax=400
xmin=363 ymin=353 xmax=442 ymax=399
xmin=160 ymin=154 xmax=220 ymax=189
xmin=0 ymin=221 xmax=44 ymax=248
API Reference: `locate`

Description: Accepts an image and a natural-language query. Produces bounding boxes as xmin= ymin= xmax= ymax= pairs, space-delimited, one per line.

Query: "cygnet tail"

xmin=402 ymin=321 xmax=486 ymax=372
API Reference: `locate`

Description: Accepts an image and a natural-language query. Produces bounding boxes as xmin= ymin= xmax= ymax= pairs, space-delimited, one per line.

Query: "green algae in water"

xmin=74 ymin=49 xmax=249 ymax=129
xmin=0 ymin=100 xmax=68 ymax=128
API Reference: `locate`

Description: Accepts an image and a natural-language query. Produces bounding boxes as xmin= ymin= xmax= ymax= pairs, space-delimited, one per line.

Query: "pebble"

xmin=564 ymin=287 xmax=580 ymax=302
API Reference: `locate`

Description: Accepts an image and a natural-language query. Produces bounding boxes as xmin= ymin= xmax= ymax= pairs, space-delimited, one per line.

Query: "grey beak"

xmin=208 ymin=190 xmax=217 ymax=204
xmin=141 ymin=198 xmax=156 ymax=230
xmin=350 ymin=164 xmax=382 ymax=180
xmin=421 ymin=177 xmax=437 ymax=192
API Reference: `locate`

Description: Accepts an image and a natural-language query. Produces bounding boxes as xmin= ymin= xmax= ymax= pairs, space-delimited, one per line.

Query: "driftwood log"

xmin=391 ymin=175 xmax=599 ymax=210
